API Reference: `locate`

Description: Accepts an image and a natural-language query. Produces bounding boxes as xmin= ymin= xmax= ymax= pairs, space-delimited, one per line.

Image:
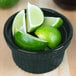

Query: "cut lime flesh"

xmin=42 ymin=17 xmax=63 ymax=28
xmin=27 ymin=2 xmax=44 ymax=32
xmin=12 ymin=10 xmax=26 ymax=35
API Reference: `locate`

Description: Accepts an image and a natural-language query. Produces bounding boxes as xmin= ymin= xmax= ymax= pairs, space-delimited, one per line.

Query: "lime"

xmin=35 ymin=25 xmax=62 ymax=48
xmin=42 ymin=17 xmax=63 ymax=28
xmin=0 ymin=0 xmax=19 ymax=8
xmin=14 ymin=32 xmax=47 ymax=51
xmin=26 ymin=2 xmax=44 ymax=32
xmin=12 ymin=10 xmax=26 ymax=35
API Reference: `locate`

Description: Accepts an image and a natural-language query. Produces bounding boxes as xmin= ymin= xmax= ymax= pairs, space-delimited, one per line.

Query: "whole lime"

xmin=0 ymin=0 xmax=19 ymax=8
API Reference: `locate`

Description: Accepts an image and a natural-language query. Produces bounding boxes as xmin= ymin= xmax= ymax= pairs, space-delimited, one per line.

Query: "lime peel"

xmin=0 ymin=0 xmax=19 ymax=8
xmin=14 ymin=31 xmax=48 ymax=51
xmin=35 ymin=25 xmax=62 ymax=48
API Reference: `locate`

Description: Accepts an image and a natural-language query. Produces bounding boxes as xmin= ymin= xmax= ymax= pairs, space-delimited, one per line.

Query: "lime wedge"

xmin=35 ymin=25 xmax=62 ymax=48
xmin=14 ymin=32 xmax=47 ymax=51
xmin=42 ymin=17 xmax=63 ymax=28
xmin=12 ymin=10 xmax=26 ymax=35
xmin=26 ymin=2 xmax=44 ymax=32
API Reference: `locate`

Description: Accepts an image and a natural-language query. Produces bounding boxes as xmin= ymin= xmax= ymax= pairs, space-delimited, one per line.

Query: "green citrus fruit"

xmin=26 ymin=2 xmax=44 ymax=32
xmin=35 ymin=25 xmax=62 ymax=48
xmin=14 ymin=31 xmax=48 ymax=51
xmin=12 ymin=10 xmax=26 ymax=36
xmin=0 ymin=0 xmax=19 ymax=8
xmin=42 ymin=17 xmax=63 ymax=28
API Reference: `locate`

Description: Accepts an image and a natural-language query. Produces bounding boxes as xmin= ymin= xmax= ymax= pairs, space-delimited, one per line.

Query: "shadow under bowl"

xmin=4 ymin=8 xmax=73 ymax=74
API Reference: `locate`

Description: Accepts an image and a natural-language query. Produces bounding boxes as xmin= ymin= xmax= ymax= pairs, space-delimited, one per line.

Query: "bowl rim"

xmin=4 ymin=8 xmax=73 ymax=54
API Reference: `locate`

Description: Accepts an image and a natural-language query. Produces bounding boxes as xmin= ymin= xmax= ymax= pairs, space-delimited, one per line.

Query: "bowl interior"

xmin=4 ymin=8 xmax=73 ymax=53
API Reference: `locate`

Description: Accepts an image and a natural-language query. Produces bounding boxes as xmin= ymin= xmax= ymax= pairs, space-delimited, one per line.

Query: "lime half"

xmin=42 ymin=17 xmax=63 ymax=28
xmin=27 ymin=2 xmax=44 ymax=32
xmin=14 ymin=32 xmax=47 ymax=51
xmin=12 ymin=10 xmax=26 ymax=35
